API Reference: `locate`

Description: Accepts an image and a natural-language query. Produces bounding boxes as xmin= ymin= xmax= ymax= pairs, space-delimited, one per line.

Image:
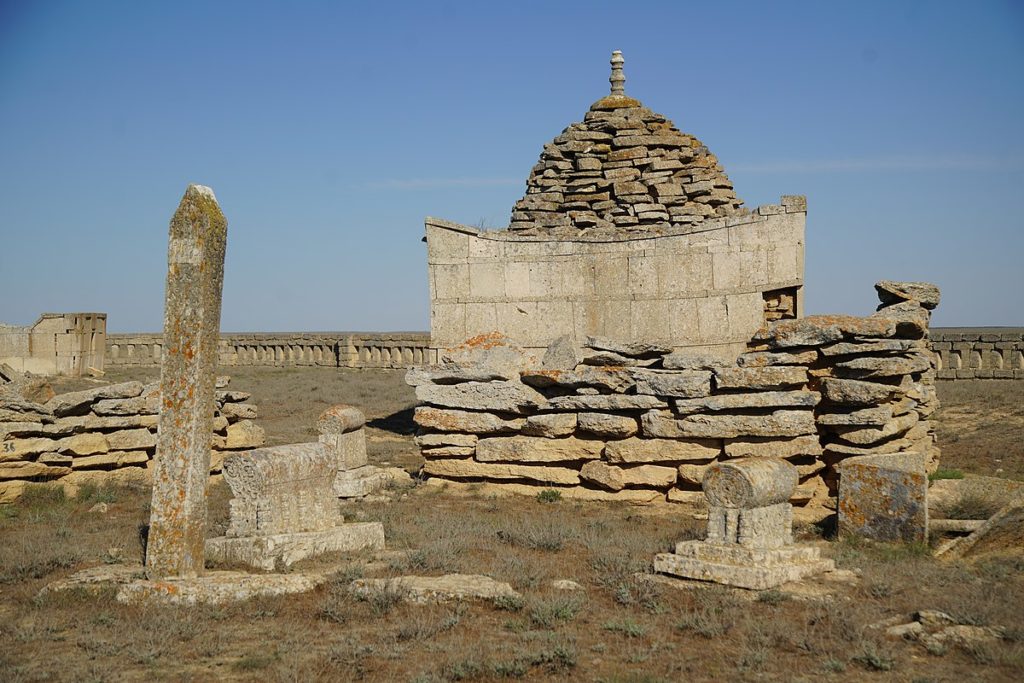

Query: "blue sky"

xmin=1 ymin=0 xmax=1022 ymax=332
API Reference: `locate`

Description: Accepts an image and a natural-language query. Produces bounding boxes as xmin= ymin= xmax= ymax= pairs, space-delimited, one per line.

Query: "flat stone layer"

xmin=205 ymin=523 xmax=385 ymax=572
xmin=146 ymin=185 xmax=227 ymax=581
xmin=654 ymin=544 xmax=835 ymax=590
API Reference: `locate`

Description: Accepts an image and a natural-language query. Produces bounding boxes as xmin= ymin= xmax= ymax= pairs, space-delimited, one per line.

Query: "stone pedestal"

xmin=319 ymin=404 xmax=389 ymax=498
xmin=655 ymin=458 xmax=834 ymax=590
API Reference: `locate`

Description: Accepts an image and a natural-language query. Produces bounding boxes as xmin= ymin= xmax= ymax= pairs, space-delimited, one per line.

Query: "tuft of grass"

xmin=528 ymin=594 xmax=585 ymax=629
xmin=928 ymin=468 xmax=964 ymax=481
xmin=602 ymin=618 xmax=647 ymax=638
xmin=852 ymin=643 xmax=896 ymax=671
xmin=536 ymin=489 xmax=562 ymax=504
xmin=756 ymin=589 xmax=789 ymax=605
xmin=943 ymin=493 xmax=1005 ymax=521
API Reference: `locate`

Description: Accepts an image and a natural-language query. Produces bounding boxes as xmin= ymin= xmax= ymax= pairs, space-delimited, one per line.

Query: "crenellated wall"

xmin=99 ymin=330 xmax=1022 ymax=379
xmin=105 ymin=332 xmax=433 ymax=369
xmin=930 ymin=330 xmax=1024 ymax=380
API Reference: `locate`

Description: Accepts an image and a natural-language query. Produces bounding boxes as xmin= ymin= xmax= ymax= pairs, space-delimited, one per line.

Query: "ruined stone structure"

xmin=654 ymin=459 xmax=834 ymax=589
xmin=205 ymin=404 xmax=385 ymax=571
xmin=410 ymin=280 xmax=941 ymax=511
xmin=0 ymin=313 xmax=106 ymax=376
xmin=425 ymin=53 xmax=806 ymax=360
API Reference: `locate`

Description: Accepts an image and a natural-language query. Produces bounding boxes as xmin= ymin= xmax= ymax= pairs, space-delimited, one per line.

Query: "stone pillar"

xmin=146 ymin=185 xmax=227 ymax=580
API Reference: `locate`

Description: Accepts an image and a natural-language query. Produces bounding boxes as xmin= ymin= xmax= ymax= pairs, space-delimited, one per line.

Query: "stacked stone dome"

xmin=509 ymin=52 xmax=745 ymax=235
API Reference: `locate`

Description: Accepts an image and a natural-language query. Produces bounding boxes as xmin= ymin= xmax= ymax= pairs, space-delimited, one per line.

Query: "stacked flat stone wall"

xmin=0 ymin=379 xmax=264 ymax=499
xmin=409 ymin=284 xmax=940 ymax=508
xmin=426 ymin=197 xmax=806 ymax=360
xmin=105 ymin=333 xmax=433 ymax=369
xmin=930 ymin=329 xmax=1024 ymax=380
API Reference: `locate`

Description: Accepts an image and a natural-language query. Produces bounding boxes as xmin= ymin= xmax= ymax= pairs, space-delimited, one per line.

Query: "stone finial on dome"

xmin=610 ymin=50 xmax=625 ymax=95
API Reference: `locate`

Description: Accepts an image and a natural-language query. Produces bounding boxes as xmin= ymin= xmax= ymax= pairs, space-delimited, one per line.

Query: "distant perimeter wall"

xmin=930 ymin=329 xmax=1024 ymax=380
xmin=1 ymin=313 xmax=106 ymax=376
xmin=102 ymin=329 xmax=1022 ymax=379
xmin=106 ymin=332 xmax=433 ymax=369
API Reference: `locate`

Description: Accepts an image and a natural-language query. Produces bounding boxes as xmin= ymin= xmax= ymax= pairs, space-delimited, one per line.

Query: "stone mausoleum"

xmin=411 ymin=53 xmax=941 ymax=513
xmin=425 ymin=52 xmax=806 ymax=361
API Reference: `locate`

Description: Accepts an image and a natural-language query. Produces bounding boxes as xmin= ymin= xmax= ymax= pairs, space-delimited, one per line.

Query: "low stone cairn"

xmin=654 ymin=458 xmax=834 ymax=590
xmin=206 ymin=404 xmax=385 ymax=571
xmin=408 ymin=281 xmax=940 ymax=514
xmin=0 ymin=376 xmax=264 ymax=502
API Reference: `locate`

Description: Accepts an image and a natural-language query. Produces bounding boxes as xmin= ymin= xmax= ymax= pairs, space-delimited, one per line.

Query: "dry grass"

xmin=1 ymin=369 xmax=1021 ymax=681
xmin=935 ymin=380 xmax=1024 ymax=481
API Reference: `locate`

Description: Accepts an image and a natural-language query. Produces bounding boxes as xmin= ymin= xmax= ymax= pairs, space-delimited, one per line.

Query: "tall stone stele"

xmin=146 ymin=184 xmax=228 ymax=580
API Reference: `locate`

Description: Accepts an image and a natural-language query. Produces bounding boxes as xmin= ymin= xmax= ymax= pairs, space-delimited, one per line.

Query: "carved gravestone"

xmin=205 ymin=405 xmax=385 ymax=571
xmin=654 ymin=459 xmax=834 ymax=589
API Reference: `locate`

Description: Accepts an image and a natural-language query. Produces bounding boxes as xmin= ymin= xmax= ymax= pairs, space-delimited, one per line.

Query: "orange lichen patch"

xmin=452 ymin=332 xmax=512 ymax=351
xmin=590 ymin=94 xmax=642 ymax=110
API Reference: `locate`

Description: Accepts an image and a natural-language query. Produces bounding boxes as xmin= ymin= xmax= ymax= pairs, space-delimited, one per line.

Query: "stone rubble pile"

xmin=409 ymin=281 xmax=940 ymax=511
xmin=509 ymin=52 xmax=744 ymax=236
xmin=0 ymin=376 xmax=265 ymax=500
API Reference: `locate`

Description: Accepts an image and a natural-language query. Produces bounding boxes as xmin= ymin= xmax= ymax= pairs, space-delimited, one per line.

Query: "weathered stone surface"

xmin=703 ymin=459 xmax=797 ymax=509
xmin=667 ymin=488 xmax=705 ymax=505
xmin=662 ymin=353 xmax=733 ymax=371
xmin=819 ymin=339 xmax=925 ymax=357
xmin=831 ymin=412 xmax=919 ymax=446
xmin=476 ymin=436 xmax=603 ymax=463
xmin=540 ymin=335 xmax=580 ymax=371
xmin=633 ymin=370 xmax=712 ymax=398
xmin=713 ymin=366 xmax=808 ymax=390
xmin=815 ymin=406 xmax=893 ymax=427
xmin=334 ymin=465 xmax=389 ymax=498
xmin=643 ymin=410 xmax=816 ymax=439
xmin=737 ymin=349 xmax=817 ymax=367
xmin=315 ymin=404 xmax=366 ymax=434
xmin=44 ymin=381 xmax=145 ymax=417
xmin=116 ymin=569 xmax=331 ymax=605
xmin=522 ymin=413 xmax=577 ymax=438
xmin=421 ymin=446 xmax=476 ymax=457
xmin=520 ymin=367 xmax=635 ymax=393
xmin=581 ymin=461 xmax=676 ymax=490
xmin=673 ymin=390 xmax=819 ymax=415
xmin=423 ymin=478 xmax=664 ymax=504
xmin=875 ymin=280 xmax=940 ymax=310
xmin=0 ymin=480 xmax=27 ymax=504
xmin=654 ymin=546 xmax=834 ymax=591
xmin=0 ymin=397 xmax=52 ymax=416
xmin=425 ymin=458 xmax=580 ymax=485
xmin=224 ymin=420 xmax=265 ymax=449
xmin=437 ymin=333 xmax=534 ymax=381
xmin=106 ymin=428 xmax=157 ymax=451
xmin=415 ymin=381 xmax=546 ymax=414
xmin=1 ymin=436 xmax=59 ymax=461
xmin=577 ymin=412 xmax=638 ymax=438
xmin=723 ymin=435 xmax=823 ymax=458
xmin=605 ymin=436 xmax=720 ymax=463
xmin=216 ymin=390 xmax=250 ymax=402
xmin=57 ymin=433 xmax=110 ymax=456
xmin=414 ymin=433 xmax=479 ymax=448
xmin=206 ymin=524 xmax=386 ymax=571
xmin=413 ymin=407 xmax=524 ymax=434
xmin=405 ymin=367 xmax=508 ymax=386
xmin=838 ymin=452 xmax=928 ymax=543
xmin=146 ymin=185 xmax=228 ymax=581
xmin=545 ymin=394 xmax=666 ymax=411
xmin=833 ymin=355 xmax=931 ymax=378
xmin=72 ymin=450 xmax=149 ymax=469
xmin=46 ymin=414 xmax=159 ymax=435
xmin=870 ymin=301 xmax=930 ymax=338
xmin=91 ymin=397 xmax=155 ymax=416
xmin=676 ymin=463 xmax=710 ymax=486
xmin=221 ymin=403 xmax=257 ymax=420
xmin=580 ymin=350 xmax=658 ymax=367
xmin=350 ymin=574 xmax=522 ymax=605
xmin=754 ymin=316 xmax=895 ymax=349
xmin=584 ymin=336 xmax=671 ymax=358
xmin=0 ymin=461 xmax=69 ymax=479
xmin=820 ymin=378 xmax=899 ymax=406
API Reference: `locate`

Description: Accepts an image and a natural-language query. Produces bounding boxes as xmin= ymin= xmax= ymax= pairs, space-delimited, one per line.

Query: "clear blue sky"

xmin=2 ymin=1 xmax=1022 ymax=332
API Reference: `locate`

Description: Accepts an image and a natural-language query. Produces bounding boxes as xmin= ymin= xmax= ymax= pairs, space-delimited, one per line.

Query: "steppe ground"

xmin=1 ymin=369 xmax=1022 ymax=682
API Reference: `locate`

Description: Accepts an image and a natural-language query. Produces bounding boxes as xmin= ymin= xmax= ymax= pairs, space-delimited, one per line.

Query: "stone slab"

xmin=654 ymin=548 xmax=835 ymax=590
xmin=205 ymin=523 xmax=385 ymax=572
xmin=838 ymin=452 xmax=928 ymax=543
xmin=350 ymin=574 xmax=521 ymax=605
xmin=475 ymin=435 xmax=603 ymax=463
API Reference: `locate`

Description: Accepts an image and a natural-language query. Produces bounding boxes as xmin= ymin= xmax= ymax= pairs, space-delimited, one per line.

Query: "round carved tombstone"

xmin=316 ymin=404 xmax=366 ymax=435
xmin=702 ymin=458 xmax=797 ymax=509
